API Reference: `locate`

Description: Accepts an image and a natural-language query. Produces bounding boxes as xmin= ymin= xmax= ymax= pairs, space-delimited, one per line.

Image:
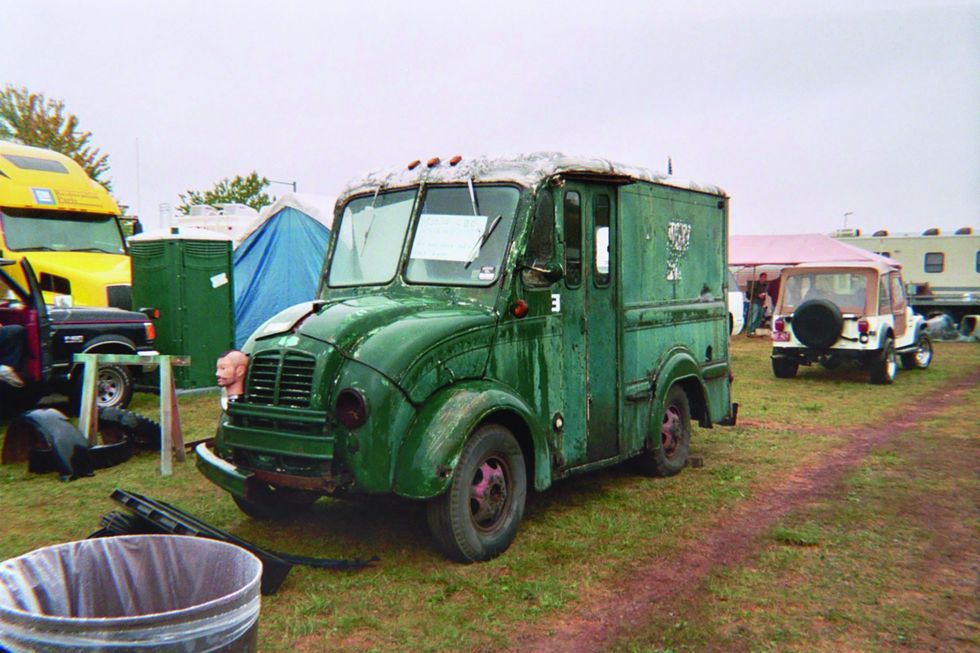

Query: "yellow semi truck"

xmin=0 ymin=141 xmax=131 ymax=308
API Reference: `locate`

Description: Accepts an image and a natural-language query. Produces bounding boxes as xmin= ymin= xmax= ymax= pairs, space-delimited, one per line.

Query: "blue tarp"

xmin=233 ymin=206 xmax=331 ymax=346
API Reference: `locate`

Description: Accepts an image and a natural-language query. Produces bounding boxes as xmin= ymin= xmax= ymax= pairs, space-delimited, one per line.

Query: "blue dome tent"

xmin=233 ymin=194 xmax=334 ymax=346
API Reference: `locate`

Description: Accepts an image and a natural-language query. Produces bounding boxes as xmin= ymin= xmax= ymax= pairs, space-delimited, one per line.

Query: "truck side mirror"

xmin=518 ymin=260 xmax=565 ymax=285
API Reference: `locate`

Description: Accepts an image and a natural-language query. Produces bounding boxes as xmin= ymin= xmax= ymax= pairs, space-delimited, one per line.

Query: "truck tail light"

xmin=336 ymin=388 xmax=368 ymax=429
xmin=774 ymin=317 xmax=785 ymax=332
xmin=857 ymin=319 xmax=870 ymax=334
xmin=511 ymin=300 xmax=529 ymax=318
xmin=144 ymin=322 xmax=156 ymax=341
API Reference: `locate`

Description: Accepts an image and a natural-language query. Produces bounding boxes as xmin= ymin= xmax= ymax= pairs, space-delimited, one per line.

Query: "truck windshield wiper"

xmin=464 ymin=214 xmax=502 ymax=269
xmin=67 ymin=247 xmax=116 ymax=253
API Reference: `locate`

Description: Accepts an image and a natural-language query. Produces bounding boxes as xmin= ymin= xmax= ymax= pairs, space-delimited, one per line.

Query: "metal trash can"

xmin=0 ymin=535 xmax=261 ymax=652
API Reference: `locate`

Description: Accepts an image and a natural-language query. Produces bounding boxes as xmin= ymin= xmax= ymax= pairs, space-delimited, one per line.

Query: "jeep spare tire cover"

xmin=792 ymin=299 xmax=843 ymax=349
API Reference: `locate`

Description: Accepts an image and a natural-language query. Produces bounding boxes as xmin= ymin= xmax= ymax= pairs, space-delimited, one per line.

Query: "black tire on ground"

xmin=426 ymin=423 xmax=527 ymax=563
xmin=232 ymin=485 xmax=319 ymax=520
xmin=870 ymin=337 xmax=898 ymax=385
xmin=791 ymin=299 xmax=843 ymax=349
xmin=772 ymin=357 xmax=799 ymax=379
xmin=900 ymin=333 xmax=933 ymax=370
xmin=97 ymin=407 xmax=161 ymax=450
xmin=638 ymin=385 xmax=692 ymax=477
xmin=71 ymin=364 xmax=134 ymax=413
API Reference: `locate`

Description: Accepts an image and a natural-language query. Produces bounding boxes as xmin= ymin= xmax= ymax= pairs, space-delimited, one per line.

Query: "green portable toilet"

xmin=129 ymin=227 xmax=234 ymax=389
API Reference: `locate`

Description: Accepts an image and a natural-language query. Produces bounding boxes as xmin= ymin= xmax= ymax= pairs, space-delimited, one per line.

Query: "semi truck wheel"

xmin=426 ymin=424 xmax=526 ymax=563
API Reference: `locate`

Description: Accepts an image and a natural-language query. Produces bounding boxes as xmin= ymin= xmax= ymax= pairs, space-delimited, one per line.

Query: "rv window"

xmin=593 ymin=194 xmax=611 ymax=286
xmin=564 ymin=191 xmax=582 ymax=288
xmin=976 ymin=251 xmax=979 ymax=273
xmin=924 ymin=252 xmax=944 ymax=273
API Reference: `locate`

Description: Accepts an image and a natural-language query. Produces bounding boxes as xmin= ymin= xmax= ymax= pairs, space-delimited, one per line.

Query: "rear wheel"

xmin=639 ymin=385 xmax=692 ymax=477
xmin=427 ymin=424 xmax=526 ymax=562
xmin=233 ymin=484 xmax=319 ymax=520
xmin=772 ymin=357 xmax=799 ymax=379
xmin=900 ymin=333 xmax=932 ymax=370
xmin=870 ymin=337 xmax=898 ymax=384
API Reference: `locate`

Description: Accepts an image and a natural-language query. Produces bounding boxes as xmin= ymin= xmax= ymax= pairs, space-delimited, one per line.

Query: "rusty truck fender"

xmin=391 ymin=379 xmax=551 ymax=500
xmin=649 ymin=346 xmax=716 ymax=437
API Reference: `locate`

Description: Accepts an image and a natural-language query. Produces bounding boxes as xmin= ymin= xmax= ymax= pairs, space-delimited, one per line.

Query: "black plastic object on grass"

xmin=100 ymin=489 xmax=378 ymax=595
xmin=1 ymin=408 xmax=134 ymax=480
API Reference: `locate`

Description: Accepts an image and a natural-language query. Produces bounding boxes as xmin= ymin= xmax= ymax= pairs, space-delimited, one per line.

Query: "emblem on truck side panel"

xmin=666 ymin=221 xmax=692 ymax=281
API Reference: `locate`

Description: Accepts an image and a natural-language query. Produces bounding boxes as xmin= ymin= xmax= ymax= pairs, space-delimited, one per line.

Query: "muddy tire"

xmin=870 ymin=337 xmax=898 ymax=385
xmin=427 ymin=424 xmax=527 ymax=563
xmin=639 ymin=385 xmax=692 ymax=477
xmin=900 ymin=333 xmax=933 ymax=370
xmin=233 ymin=484 xmax=319 ymax=520
xmin=772 ymin=357 xmax=799 ymax=379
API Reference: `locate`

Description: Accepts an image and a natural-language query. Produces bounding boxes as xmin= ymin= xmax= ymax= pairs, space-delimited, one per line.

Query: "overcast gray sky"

xmin=5 ymin=0 xmax=978 ymax=235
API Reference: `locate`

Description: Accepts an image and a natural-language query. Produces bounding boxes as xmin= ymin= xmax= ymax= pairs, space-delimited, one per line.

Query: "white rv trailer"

xmin=833 ymin=227 xmax=979 ymax=324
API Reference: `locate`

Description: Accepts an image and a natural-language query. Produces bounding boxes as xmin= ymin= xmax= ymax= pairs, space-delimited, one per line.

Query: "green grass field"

xmin=1 ymin=338 xmax=977 ymax=652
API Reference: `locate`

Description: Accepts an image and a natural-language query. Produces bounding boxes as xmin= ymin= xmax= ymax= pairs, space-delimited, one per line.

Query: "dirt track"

xmin=514 ymin=371 xmax=980 ymax=652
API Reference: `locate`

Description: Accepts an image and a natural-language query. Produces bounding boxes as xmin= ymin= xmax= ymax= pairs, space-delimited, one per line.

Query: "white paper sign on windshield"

xmin=411 ymin=213 xmax=487 ymax=261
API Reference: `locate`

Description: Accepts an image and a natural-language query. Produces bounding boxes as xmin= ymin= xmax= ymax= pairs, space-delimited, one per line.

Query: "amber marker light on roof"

xmin=449 ymin=155 xmax=462 ymax=166
xmin=407 ymin=160 xmax=420 ymax=170
xmin=427 ymin=157 xmax=440 ymax=167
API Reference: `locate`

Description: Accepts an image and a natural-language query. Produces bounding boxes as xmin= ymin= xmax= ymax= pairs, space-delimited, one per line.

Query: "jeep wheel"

xmin=870 ymin=337 xmax=898 ymax=385
xmin=792 ymin=299 xmax=843 ymax=349
xmin=639 ymin=385 xmax=692 ymax=477
xmin=427 ymin=424 xmax=526 ymax=562
xmin=233 ymin=484 xmax=319 ymax=520
xmin=772 ymin=357 xmax=799 ymax=379
xmin=900 ymin=333 xmax=933 ymax=370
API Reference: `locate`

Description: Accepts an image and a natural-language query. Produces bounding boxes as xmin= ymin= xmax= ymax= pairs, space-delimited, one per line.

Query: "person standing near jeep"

xmin=747 ymin=272 xmax=770 ymax=335
xmin=0 ymin=320 xmax=26 ymax=387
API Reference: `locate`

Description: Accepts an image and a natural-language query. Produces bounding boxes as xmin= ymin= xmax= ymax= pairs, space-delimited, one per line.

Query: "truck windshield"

xmin=328 ymin=184 xmax=520 ymax=288
xmin=404 ymin=185 xmax=519 ymax=286
xmin=1 ymin=209 xmax=125 ymax=254
xmin=329 ymin=188 xmax=418 ymax=287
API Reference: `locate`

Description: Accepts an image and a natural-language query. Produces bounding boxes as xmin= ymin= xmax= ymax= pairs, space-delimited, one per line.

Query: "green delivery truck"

xmin=196 ymin=153 xmax=738 ymax=561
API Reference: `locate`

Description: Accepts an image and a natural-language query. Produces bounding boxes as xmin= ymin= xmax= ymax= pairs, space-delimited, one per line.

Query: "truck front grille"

xmin=246 ymin=351 xmax=316 ymax=408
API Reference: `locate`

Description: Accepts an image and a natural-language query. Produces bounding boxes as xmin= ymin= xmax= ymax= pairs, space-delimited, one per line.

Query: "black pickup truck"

xmin=0 ymin=258 xmax=157 ymax=416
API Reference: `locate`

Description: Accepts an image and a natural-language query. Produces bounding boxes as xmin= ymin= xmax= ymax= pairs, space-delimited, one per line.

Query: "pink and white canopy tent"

xmin=729 ymin=234 xmax=900 ymax=268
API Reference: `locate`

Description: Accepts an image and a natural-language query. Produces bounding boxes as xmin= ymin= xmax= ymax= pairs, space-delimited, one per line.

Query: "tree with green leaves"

xmin=177 ymin=172 xmax=274 ymax=214
xmin=0 ymin=85 xmax=112 ymax=191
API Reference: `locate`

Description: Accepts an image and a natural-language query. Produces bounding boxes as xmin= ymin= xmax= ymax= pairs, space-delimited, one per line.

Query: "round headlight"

xmin=336 ymin=388 xmax=368 ymax=429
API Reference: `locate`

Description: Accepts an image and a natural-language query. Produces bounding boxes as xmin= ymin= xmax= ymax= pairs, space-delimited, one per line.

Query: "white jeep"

xmin=770 ymin=261 xmax=932 ymax=384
